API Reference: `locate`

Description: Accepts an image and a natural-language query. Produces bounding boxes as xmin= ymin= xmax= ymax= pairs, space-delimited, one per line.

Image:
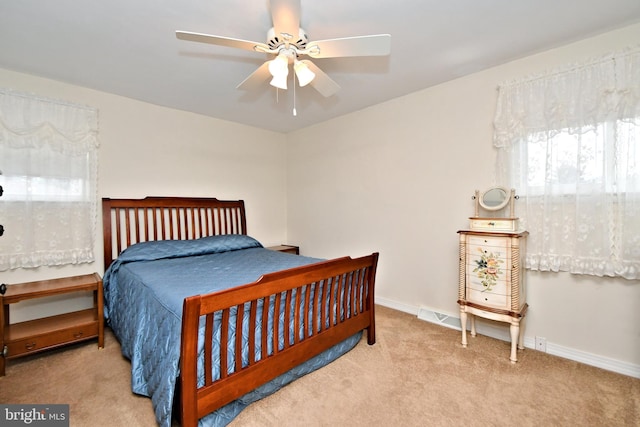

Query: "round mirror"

xmin=479 ymin=186 xmax=510 ymax=211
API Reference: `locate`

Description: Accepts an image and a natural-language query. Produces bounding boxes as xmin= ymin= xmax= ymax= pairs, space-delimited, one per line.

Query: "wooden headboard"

xmin=102 ymin=197 xmax=247 ymax=270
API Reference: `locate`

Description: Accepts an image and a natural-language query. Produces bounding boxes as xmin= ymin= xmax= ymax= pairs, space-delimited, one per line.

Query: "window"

xmin=0 ymin=89 xmax=98 ymax=271
xmin=494 ymin=47 xmax=640 ymax=280
xmin=522 ymin=121 xmax=640 ymax=195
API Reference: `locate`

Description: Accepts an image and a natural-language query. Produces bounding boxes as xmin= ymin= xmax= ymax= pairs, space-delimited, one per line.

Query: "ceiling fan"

xmin=176 ymin=0 xmax=391 ymax=98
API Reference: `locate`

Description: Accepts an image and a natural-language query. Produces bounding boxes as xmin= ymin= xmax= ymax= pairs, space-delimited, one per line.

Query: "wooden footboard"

xmin=179 ymin=253 xmax=379 ymax=427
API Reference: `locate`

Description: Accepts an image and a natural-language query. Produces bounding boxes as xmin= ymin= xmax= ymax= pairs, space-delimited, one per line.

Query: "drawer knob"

xmin=25 ymin=342 xmax=36 ymax=351
xmin=74 ymin=332 xmax=84 ymax=339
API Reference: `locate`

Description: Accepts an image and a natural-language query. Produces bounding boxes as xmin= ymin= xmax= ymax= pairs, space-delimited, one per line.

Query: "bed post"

xmin=367 ymin=252 xmax=379 ymax=345
xmin=180 ymin=295 xmax=201 ymax=427
xmin=102 ymin=198 xmax=114 ymax=271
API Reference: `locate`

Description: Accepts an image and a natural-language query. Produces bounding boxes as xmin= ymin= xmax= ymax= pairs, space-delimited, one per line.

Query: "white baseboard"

xmin=374 ymin=296 xmax=640 ymax=379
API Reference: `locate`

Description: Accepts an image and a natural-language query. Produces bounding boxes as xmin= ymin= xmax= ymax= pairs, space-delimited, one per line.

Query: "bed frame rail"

xmin=180 ymin=252 xmax=379 ymax=427
xmin=102 ymin=197 xmax=247 ymax=269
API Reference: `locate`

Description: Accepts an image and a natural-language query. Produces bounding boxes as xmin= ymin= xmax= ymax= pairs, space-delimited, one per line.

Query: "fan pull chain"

xmin=293 ymin=72 xmax=297 ymax=116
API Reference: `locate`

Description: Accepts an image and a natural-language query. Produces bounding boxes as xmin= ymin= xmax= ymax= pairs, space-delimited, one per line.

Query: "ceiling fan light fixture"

xmin=269 ymin=53 xmax=290 ymax=90
xmin=270 ymin=73 xmax=288 ymax=90
xmin=268 ymin=54 xmax=289 ymax=77
xmin=294 ymin=60 xmax=315 ymax=87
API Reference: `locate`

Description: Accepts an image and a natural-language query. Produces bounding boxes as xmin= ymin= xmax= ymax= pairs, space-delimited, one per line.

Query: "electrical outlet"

xmin=535 ymin=336 xmax=547 ymax=352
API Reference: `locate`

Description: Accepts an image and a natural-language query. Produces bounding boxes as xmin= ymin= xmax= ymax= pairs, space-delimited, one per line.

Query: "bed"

xmin=101 ymin=197 xmax=379 ymax=427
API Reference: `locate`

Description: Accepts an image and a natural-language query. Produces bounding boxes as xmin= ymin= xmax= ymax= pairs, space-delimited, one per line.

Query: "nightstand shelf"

xmin=0 ymin=273 xmax=104 ymax=376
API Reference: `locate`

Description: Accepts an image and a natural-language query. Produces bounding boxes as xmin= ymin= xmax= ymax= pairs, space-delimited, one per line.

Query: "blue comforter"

xmin=103 ymin=235 xmax=361 ymax=427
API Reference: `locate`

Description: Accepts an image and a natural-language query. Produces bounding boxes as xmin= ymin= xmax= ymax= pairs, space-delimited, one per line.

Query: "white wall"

xmin=286 ymin=23 xmax=640 ymax=374
xmin=0 ymin=68 xmax=288 ymax=321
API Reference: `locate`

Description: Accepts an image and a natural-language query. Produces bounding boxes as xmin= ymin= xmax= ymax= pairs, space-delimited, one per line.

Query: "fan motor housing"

xmin=267 ymin=27 xmax=308 ymax=51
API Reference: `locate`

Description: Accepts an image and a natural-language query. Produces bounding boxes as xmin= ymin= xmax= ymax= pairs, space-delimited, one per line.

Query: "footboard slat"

xmin=352 ymin=269 xmax=361 ymax=316
xmin=293 ymin=286 xmax=302 ymax=344
xmin=248 ymin=300 xmax=257 ymax=365
xmin=260 ymin=296 xmax=269 ymax=361
xmin=329 ymin=275 xmax=337 ymax=328
xmin=336 ymin=274 xmax=349 ymax=322
xmin=320 ymin=280 xmax=328 ymax=332
xmin=312 ymin=282 xmax=320 ymax=336
xmin=304 ymin=283 xmax=312 ymax=339
xmin=284 ymin=290 xmax=292 ymax=349
xmin=235 ymin=304 xmax=243 ymax=370
xmin=273 ymin=293 xmax=282 ymax=354
xmin=219 ymin=309 xmax=229 ymax=380
xmin=180 ymin=253 xmax=379 ymax=427
xmin=204 ymin=314 xmax=213 ymax=386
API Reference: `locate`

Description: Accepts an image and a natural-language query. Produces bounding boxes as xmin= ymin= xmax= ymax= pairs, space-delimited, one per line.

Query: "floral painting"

xmin=472 ymin=248 xmax=504 ymax=292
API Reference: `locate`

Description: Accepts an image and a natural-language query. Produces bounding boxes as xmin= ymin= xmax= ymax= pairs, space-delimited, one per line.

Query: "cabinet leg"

xmin=470 ymin=315 xmax=476 ymax=337
xmin=460 ymin=310 xmax=468 ymax=347
xmin=517 ymin=316 xmax=526 ymax=350
xmin=509 ymin=322 xmax=520 ymax=363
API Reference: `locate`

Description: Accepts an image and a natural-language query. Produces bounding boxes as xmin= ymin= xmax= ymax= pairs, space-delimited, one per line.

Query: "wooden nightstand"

xmin=0 ymin=273 xmax=104 ymax=376
xmin=266 ymin=245 xmax=300 ymax=255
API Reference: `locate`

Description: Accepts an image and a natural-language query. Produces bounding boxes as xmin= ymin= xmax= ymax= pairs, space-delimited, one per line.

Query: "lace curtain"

xmin=0 ymin=89 xmax=98 ymax=270
xmin=494 ymin=46 xmax=640 ymax=280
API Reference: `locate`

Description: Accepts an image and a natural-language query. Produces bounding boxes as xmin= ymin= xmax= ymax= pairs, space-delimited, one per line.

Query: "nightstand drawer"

xmin=6 ymin=321 xmax=98 ymax=358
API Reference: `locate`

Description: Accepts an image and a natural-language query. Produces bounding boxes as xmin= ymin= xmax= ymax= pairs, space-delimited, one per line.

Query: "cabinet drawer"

xmin=467 ymin=247 xmax=510 ymax=268
xmin=466 ymin=287 xmax=509 ymax=310
xmin=467 ymin=235 xmax=510 ymax=250
xmin=6 ymin=322 xmax=98 ymax=358
xmin=466 ymin=274 xmax=510 ymax=295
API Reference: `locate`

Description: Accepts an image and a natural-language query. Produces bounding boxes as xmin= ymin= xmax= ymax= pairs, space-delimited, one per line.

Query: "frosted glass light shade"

xmin=270 ymin=73 xmax=288 ymax=90
xmin=294 ymin=60 xmax=315 ymax=87
xmin=268 ymin=54 xmax=289 ymax=90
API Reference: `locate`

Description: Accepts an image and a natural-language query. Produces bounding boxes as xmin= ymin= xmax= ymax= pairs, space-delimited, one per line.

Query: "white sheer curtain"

xmin=0 ymin=89 xmax=98 ymax=270
xmin=494 ymin=46 xmax=640 ymax=280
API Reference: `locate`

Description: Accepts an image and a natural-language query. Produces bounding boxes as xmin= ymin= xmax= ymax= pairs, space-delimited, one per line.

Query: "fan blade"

xmin=270 ymin=0 xmax=301 ymax=43
xmin=176 ymin=31 xmax=270 ymax=53
xmin=306 ymin=34 xmax=391 ymax=58
xmin=301 ymin=60 xmax=340 ymax=97
xmin=236 ymin=61 xmax=272 ymax=91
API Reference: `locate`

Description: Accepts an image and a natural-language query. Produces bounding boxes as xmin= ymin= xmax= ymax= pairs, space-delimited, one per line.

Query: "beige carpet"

xmin=1 ymin=305 xmax=638 ymax=426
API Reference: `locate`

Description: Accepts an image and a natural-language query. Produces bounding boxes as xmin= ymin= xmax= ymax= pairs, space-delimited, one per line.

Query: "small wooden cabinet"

xmin=266 ymin=245 xmax=300 ymax=255
xmin=457 ymin=230 xmax=528 ymax=362
xmin=0 ymin=273 xmax=104 ymax=376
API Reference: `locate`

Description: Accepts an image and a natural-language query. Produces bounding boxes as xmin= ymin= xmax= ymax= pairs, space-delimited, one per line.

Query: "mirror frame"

xmin=478 ymin=186 xmax=510 ymax=211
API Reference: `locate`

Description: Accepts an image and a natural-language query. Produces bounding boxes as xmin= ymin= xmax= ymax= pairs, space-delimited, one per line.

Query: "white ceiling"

xmin=2 ymin=1 xmax=640 ymax=134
